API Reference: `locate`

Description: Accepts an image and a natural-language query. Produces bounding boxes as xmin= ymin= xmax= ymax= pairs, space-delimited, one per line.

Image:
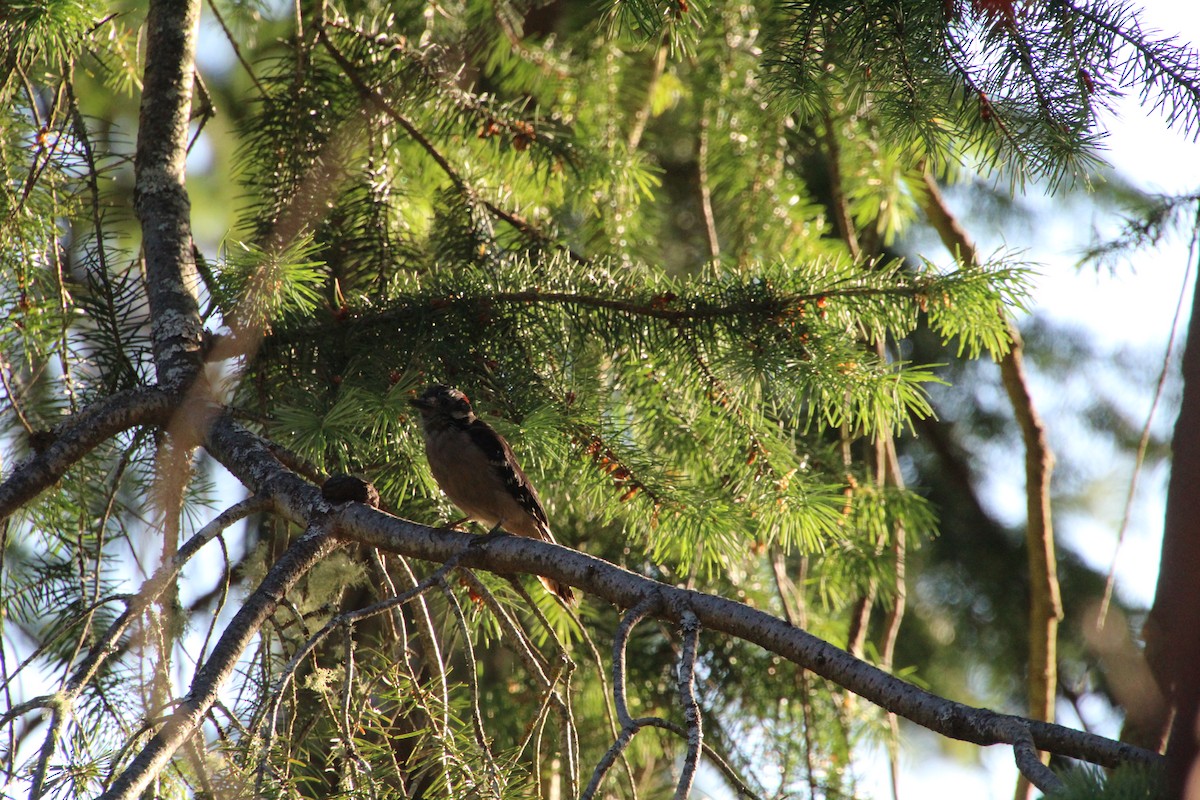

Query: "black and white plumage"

xmin=409 ymin=384 xmax=575 ymax=603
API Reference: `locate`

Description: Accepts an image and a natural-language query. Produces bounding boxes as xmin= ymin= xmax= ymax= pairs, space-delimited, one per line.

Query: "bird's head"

xmin=409 ymin=384 xmax=475 ymax=425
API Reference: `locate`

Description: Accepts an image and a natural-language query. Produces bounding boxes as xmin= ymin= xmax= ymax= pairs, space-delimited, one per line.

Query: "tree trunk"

xmin=1148 ymin=272 xmax=1200 ymax=796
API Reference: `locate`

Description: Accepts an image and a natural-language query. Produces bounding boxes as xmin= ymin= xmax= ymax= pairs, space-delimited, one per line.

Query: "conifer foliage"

xmin=1 ymin=0 xmax=1196 ymax=798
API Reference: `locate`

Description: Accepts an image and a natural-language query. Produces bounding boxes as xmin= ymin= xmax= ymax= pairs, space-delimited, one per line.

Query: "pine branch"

xmin=315 ymin=23 xmax=558 ymax=253
xmin=71 ymin=406 xmax=1156 ymax=796
xmin=332 ymin=502 xmax=1158 ymax=772
xmin=1065 ymin=0 xmax=1200 ymax=138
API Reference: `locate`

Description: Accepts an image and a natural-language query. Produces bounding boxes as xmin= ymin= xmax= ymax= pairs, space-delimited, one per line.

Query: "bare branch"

xmin=613 ymin=595 xmax=662 ymax=728
xmin=0 ymin=387 xmax=174 ymax=523
xmin=334 ymin=504 xmax=1161 ymax=772
xmin=83 ymin=407 xmax=1148 ymax=792
xmin=1000 ymin=718 xmax=1065 ymax=795
xmin=98 ymin=523 xmax=340 ymax=800
xmin=674 ymin=609 xmax=703 ymax=800
xmin=581 ymin=595 xmax=662 ymax=800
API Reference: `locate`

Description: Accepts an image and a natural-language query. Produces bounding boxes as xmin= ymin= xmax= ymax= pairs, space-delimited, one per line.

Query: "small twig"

xmin=580 ymin=595 xmax=663 ymax=800
xmin=0 ymin=358 xmax=35 ymax=435
xmin=1000 ymin=718 xmax=1065 ymax=795
xmin=195 ymin=532 xmax=232 ymax=667
xmin=337 ymin=626 xmax=368 ymax=789
xmin=1097 ymin=208 xmax=1197 ymax=626
xmin=437 ymin=577 xmax=502 ymax=797
xmin=504 ymin=576 xmax=580 ymax=794
xmin=459 ymin=572 xmax=552 ymax=683
xmin=204 ymin=0 xmax=268 ymax=96
xmin=458 ymin=570 xmax=579 ymax=793
xmin=627 ymin=34 xmax=668 ymax=151
xmin=698 ymin=99 xmax=721 ymax=261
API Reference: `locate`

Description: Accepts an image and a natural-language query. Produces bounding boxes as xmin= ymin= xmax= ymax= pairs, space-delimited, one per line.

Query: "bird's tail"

xmin=539 ymin=575 xmax=576 ymax=604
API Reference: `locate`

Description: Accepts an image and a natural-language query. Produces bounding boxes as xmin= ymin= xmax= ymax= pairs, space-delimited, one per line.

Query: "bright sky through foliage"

xmin=856 ymin=3 xmax=1200 ymax=797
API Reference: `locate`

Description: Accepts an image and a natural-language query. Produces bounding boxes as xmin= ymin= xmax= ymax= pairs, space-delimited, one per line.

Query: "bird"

xmin=409 ymin=384 xmax=575 ymax=603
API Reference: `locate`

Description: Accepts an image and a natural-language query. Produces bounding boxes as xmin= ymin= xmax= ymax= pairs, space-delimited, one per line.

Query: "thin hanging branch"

xmin=99 ymin=521 xmax=340 ymax=800
xmin=437 ymin=577 xmax=502 ymax=796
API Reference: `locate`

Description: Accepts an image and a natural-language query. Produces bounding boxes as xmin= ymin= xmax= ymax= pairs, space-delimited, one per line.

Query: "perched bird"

xmin=409 ymin=384 xmax=575 ymax=603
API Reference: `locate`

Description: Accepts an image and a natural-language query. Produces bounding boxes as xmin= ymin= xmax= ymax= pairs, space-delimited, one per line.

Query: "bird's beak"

xmin=409 ymin=397 xmax=431 ymax=409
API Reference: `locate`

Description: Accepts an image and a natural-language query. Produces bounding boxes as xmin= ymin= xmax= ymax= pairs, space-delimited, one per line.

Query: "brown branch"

xmin=334 ymin=504 xmax=1159 ymax=771
xmin=1148 ymin=214 xmax=1200 ymax=793
xmin=0 ymin=387 xmax=174 ymax=522
xmin=820 ymin=106 xmax=861 ymax=261
xmin=918 ymin=168 xmax=1062 ymax=800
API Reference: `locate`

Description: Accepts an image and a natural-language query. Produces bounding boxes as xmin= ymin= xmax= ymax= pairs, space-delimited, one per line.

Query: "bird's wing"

xmin=466 ymin=419 xmax=553 ymax=538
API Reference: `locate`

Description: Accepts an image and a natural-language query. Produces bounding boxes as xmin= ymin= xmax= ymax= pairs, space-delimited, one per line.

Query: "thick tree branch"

xmin=334 ymin=504 xmax=1158 ymax=771
xmin=134 ymin=0 xmax=205 ymax=390
xmin=0 ymin=387 xmax=174 ymax=522
xmin=202 ymin=413 xmax=322 ymax=523
xmin=93 ymin=407 xmax=1154 ymax=796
